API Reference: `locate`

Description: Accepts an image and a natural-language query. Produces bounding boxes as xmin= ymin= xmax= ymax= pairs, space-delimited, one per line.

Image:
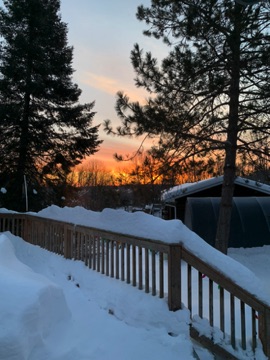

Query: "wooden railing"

xmin=0 ymin=213 xmax=269 ymax=358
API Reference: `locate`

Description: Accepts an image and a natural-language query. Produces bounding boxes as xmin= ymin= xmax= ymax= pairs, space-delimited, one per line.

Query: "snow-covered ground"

xmin=0 ymin=206 xmax=269 ymax=359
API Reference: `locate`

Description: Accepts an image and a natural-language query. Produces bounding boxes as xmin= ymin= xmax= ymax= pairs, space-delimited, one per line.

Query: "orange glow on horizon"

xmin=79 ymin=131 xmax=156 ymax=172
xmin=79 ymin=137 xmax=141 ymax=172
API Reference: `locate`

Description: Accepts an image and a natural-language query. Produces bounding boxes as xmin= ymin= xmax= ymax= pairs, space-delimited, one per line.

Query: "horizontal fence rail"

xmin=0 ymin=213 xmax=269 ymax=358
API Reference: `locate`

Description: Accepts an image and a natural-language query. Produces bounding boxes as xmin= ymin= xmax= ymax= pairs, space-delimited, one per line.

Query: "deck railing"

xmin=0 ymin=213 xmax=269 ymax=358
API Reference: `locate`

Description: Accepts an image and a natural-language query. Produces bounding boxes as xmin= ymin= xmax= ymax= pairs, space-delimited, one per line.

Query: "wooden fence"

xmin=0 ymin=213 xmax=269 ymax=358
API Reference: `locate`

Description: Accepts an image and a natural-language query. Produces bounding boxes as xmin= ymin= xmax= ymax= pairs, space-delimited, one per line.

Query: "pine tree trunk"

xmin=215 ymin=146 xmax=237 ymax=254
xmin=215 ymin=4 xmax=241 ymax=254
xmin=14 ymin=15 xmax=33 ymax=211
xmin=15 ymin=91 xmax=31 ymax=211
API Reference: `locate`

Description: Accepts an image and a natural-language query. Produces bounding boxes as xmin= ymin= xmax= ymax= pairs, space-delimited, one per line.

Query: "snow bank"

xmin=5 ymin=232 xmax=196 ymax=360
xmin=0 ymin=234 xmax=71 ymax=360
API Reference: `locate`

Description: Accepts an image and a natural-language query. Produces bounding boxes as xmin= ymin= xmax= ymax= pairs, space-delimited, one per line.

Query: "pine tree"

xmin=104 ymin=0 xmax=270 ymax=254
xmin=0 ymin=0 xmax=102 ymax=211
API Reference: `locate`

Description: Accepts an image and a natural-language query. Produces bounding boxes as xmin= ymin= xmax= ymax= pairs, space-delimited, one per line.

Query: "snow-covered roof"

xmin=161 ymin=176 xmax=270 ymax=203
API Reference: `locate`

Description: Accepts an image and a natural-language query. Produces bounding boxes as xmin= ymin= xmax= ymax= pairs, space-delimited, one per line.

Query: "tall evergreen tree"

xmin=0 ymin=0 xmax=102 ymax=211
xmin=104 ymin=0 xmax=270 ymax=254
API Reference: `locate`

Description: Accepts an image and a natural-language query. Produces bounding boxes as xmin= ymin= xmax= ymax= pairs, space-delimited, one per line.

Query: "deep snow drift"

xmin=0 ymin=235 xmax=71 ymax=360
xmin=0 ymin=231 xmax=196 ymax=360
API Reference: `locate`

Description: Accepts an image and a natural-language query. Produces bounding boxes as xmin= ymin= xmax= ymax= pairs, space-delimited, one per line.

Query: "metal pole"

xmin=24 ymin=175 xmax=28 ymax=212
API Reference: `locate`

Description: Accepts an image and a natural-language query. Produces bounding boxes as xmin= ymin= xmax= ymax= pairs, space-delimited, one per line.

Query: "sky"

xmin=0 ymin=205 xmax=268 ymax=359
xmin=60 ymin=0 xmax=167 ymax=171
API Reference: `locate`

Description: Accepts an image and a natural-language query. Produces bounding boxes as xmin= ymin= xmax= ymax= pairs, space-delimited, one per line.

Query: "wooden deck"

xmin=1 ymin=213 xmax=269 ymax=358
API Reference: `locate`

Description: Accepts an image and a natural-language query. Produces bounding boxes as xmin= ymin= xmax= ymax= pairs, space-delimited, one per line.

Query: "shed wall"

xmin=184 ymin=197 xmax=270 ymax=248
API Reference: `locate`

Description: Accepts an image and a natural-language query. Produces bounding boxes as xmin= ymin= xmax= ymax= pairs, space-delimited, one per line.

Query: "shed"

xmin=161 ymin=176 xmax=270 ymax=248
xmin=162 ymin=176 xmax=270 ymax=221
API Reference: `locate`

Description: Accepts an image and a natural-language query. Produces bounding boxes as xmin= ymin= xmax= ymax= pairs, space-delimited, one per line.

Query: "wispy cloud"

xmin=79 ymin=71 xmax=147 ymax=103
xmin=82 ymin=72 xmax=120 ymax=95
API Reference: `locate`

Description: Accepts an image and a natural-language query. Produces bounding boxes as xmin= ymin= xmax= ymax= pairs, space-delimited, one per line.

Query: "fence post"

xmin=64 ymin=225 xmax=72 ymax=259
xmin=259 ymin=308 xmax=270 ymax=357
xmin=22 ymin=217 xmax=31 ymax=243
xmin=167 ymin=244 xmax=182 ymax=311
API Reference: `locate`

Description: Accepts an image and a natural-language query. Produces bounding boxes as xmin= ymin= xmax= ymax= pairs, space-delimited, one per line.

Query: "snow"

xmin=0 ymin=205 xmax=270 ymax=359
xmin=0 ymin=231 xmax=195 ymax=360
xmin=0 ymin=234 xmax=71 ymax=360
xmin=34 ymin=205 xmax=270 ymax=305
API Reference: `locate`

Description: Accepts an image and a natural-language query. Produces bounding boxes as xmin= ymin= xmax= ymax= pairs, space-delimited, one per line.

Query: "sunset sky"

xmin=60 ymin=0 xmax=167 ymax=170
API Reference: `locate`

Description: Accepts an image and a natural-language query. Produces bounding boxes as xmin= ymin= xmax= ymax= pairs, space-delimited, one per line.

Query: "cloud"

xmin=79 ymin=71 xmax=148 ymax=103
xmin=82 ymin=72 xmax=120 ymax=95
